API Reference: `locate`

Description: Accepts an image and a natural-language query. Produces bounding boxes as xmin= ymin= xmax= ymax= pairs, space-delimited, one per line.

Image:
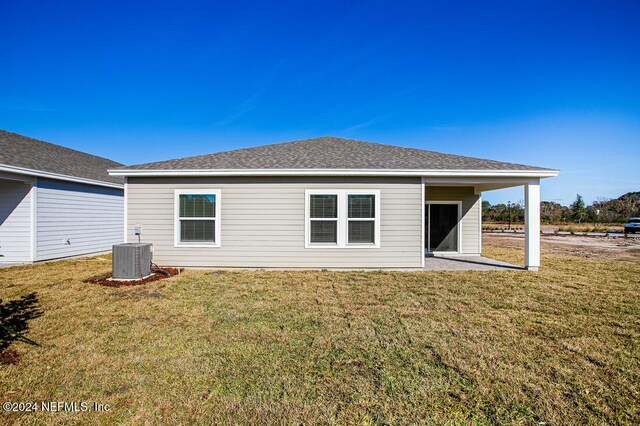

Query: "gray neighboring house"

xmin=0 ymin=130 xmax=124 ymax=264
xmin=110 ymin=137 xmax=558 ymax=270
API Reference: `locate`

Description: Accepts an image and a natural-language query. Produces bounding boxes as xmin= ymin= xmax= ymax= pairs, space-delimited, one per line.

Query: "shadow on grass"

xmin=0 ymin=292 xmax=44 ymax=363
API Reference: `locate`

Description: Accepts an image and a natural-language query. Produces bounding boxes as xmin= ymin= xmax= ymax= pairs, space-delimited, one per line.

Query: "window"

xmin=348 ymin=194 xmax=375 ymax=244
xmin=309 ymin=195 xmax=338 ymax=243
xmin=174 ymin=189 xmax=221 ymax=247
xmin=305 ymin=190 xmax=380 ymax=248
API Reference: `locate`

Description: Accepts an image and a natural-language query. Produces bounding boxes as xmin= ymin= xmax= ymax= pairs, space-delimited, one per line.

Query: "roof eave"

xmin=0 ymin=164 xmax=124 ymax=189
xmin=109 ymin=168 xmax=559 ymax=178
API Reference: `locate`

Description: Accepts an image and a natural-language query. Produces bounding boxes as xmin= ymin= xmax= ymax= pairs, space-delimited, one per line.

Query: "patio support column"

xmin=524 ymin=179 xmax=541 ymax=271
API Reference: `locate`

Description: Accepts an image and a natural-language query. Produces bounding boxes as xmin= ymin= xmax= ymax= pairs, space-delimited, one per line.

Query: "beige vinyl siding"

xmin=127 ymin=177 xmax=423 ymax=269
xmin=0 ymin=179 xmax=32 ymax=263
xmin=425 ymin=186 xmax=481 ymax=255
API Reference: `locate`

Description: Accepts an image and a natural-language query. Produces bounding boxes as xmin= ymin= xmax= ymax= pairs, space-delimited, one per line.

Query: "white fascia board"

xmin=423 ymin=176 xmax=546 ymax=185
xmin=0 ymin=164 xmax=124 ymax=189
xmin=109 ymin=168 xmax=559 ymax=178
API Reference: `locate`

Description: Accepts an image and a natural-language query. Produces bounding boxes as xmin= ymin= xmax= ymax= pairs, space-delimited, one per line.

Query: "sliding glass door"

xmin=425 ymin=203 xmax=460 ymax=253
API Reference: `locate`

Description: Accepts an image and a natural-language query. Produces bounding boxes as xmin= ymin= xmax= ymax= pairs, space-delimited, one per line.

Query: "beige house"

xmin=109 ymin=137 xmax=558 ymax=270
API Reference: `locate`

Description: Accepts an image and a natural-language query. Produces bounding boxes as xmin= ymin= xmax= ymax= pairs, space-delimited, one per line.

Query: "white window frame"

xmin=174 ymin=189 xmax=221 ymax=248
xmin=305 ymin=189 xmax=380 ymax=249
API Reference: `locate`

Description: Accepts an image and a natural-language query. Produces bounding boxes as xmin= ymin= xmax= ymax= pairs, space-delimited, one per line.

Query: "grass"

xmin=1 ymin=248 xmax=639 ymax=424
xmin=482 ymin=225 xmax=524 ymax=231
xmin=556 ymin=226 xmax=618 ymax=233
xmin=483 ymin=222 xmax=624 ymax=233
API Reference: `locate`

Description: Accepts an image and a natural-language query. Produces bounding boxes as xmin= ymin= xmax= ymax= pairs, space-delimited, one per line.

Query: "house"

xmin=109 ymin=137 xmax=558 ymax=270
xmin=0 ymin=130 xmax=124 ymax=264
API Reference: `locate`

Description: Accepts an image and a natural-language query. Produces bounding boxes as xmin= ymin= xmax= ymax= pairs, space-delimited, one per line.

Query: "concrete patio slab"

xmin=424 ymin=256 xmax=522 ymax=271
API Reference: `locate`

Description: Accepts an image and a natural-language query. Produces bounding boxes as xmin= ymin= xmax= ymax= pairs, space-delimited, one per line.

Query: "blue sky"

xmin=1 ymin=0 xmax=638 ymax=205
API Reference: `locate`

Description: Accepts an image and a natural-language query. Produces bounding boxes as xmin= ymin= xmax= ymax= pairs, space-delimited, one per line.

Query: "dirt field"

xmin=483 ymin=232 xmax=640 ymax=262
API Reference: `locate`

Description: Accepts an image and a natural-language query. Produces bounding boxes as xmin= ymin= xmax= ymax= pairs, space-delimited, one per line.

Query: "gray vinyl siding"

xmin=0 ymin=180 xmax=32 ymax=263
xmin=127 ymin=177 xmax=423 ymax=269
xmin=35 ymin=178 xmax=124 ymax=261
xmin=425 ymin=186 xmax=481 ymax=255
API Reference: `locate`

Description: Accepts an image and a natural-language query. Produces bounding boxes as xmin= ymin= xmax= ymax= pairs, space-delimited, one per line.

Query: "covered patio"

xmin=422 ymin=175 xmax=553 ymax=271
xmin=423 ymin=255 xmax=521 ymax=271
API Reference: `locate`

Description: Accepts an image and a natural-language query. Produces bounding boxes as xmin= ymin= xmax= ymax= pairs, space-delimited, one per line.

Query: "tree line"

xmin=482 ymin=191 xmax=639 ymax=224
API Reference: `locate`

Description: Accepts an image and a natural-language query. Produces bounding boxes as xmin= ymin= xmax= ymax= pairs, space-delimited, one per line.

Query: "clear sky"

xmin=1 ymin=0 xmax=638 ymax=205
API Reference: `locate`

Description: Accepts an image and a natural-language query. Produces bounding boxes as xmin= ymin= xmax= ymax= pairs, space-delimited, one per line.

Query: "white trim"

xmin=478 ymin=193 xmax=482 ymax=254
xmin=422 ymin=176 xmax=545 ymax=184
xmin=123 ymin=177 xmax=128 ymax=243
xmin=174 ymin=189 xmax=222 ymax=248
xmin=420 ymin=178 xmax=425 ymax=268
xmin=304 ymin=189 xmax=381 ymax=249
xmin=30 ymin=177 xmax=37 ymax=262
xmin=425 ymin=201 xmax=462 ymax=255
xmin=0 ymin=164 xmax=124 ymax=189
xmin=110 ymin=168 xmax=559 ymax=178
xmin=524 ymin=181 xmax=541 ymax=271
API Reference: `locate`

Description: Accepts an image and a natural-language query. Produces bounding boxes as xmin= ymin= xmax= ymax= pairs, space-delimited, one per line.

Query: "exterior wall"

xmin=35 ymin=178 xmax=124 ymax=261
xmin=0 ymin=179 xmax=32 ymax=263
xmin=425 ymin=186 xmax=481 ymax=255
xmin=127 ymin=176 xmax=423 ymax=269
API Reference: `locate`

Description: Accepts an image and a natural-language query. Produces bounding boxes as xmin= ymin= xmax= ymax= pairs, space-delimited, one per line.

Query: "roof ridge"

xmin=113 ymin=135 xmax=553 ymax=172
xmin=146 ymin=136 xmax=341 ymax=164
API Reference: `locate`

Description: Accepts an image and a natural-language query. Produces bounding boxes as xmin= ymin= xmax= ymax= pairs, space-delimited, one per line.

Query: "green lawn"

xmin=1 ymin=247 xmax=639 ymax=424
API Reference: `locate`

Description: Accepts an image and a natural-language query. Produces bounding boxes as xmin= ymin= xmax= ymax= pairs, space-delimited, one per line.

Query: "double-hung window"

xmin=305 ymin=190 xmax=380 ymax=248
xmin=174 ymin=189 xmax=221 ymax=247
xmin=309 ymin=194 xmax=338 ymax=243
xmin=347 ymin=194 xmax=376 ymax=244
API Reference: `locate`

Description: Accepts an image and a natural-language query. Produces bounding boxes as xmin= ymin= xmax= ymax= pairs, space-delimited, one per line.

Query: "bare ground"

xmin=484 ymin=232 xmax=640 ymax=262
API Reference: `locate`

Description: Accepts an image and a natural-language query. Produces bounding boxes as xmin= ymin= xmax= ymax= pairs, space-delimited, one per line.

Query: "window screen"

xmin=348 ymin=221 xmax=374 ymax=244
xmin=348 ymin=194 xmax=375 ymax=243
xmin=348 ymin=195 xmax=375 ymax=218
xmin=180 ymin=194 xmax=215 ymax=217
xmin=178 ymin=194 xmax=216 ymax=243
xmin=310 ymin=195 xmax=337 ymax=218
xmin=310 ymin=194 xmax=338 ymax=243
xmin=311 ymin=221 xmax=337 ymax=243
xmin=180 ymin=220 xmax=215 ymax=242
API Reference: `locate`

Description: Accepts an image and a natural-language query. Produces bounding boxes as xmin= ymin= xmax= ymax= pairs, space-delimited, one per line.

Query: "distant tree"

xmin=511 ymin=200 xmax=525 ymax=223
xmin=486 ymin=191 xmax=639 ymax=225
xmin=481 ymin=201 xmax=491 ymax=221
xmin=585 ymin=206 xmax=599 ymax=224
xmin=618 ymin=192 xmax=640 ymax=218
xmin=482 ymin=201 xmax=524 ymax=223
xmin=541 ymin=201 xmax=565 ymax=223
xmin=571 ymin=194 xmax=587 ymax=223
xmin=592 ymin=198 xmax=611 ymax=223
xmin=595 ymin=193 xmax=640 ymax=222
xmin=491 ymin=203 xmax=508 ymax=222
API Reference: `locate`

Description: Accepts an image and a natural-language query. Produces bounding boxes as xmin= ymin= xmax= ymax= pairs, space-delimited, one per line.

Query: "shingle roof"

xmin=116 ymin=136 xmax=551 ymax=172
xmin=0 ymin=130 xmax=123 ymax=185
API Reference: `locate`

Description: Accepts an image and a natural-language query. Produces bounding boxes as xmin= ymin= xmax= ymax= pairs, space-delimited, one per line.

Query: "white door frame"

xmin=425 ymin=201 xmax=462 ymax=255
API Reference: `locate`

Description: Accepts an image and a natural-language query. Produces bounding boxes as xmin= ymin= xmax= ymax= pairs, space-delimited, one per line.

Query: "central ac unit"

xmin=112 ymin=243 xmax=152 ymax=279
